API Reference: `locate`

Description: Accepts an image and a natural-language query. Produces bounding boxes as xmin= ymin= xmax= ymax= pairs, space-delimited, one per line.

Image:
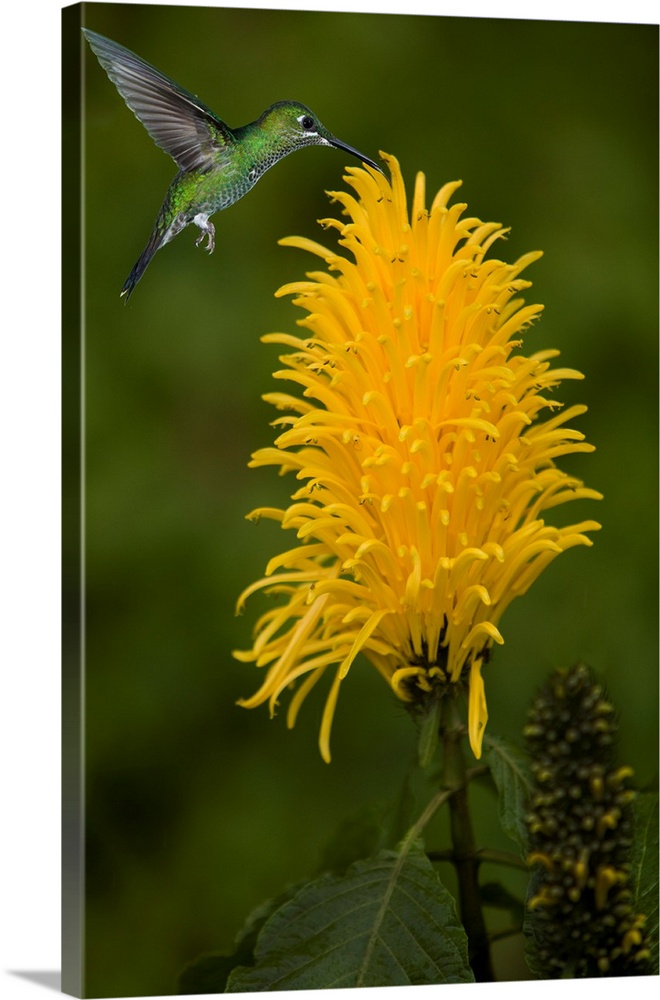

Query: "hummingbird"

xmin=82 ymin=29 xmax=383 ymax=300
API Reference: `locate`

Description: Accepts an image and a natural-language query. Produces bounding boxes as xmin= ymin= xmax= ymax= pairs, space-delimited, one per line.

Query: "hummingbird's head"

xmin=262 ymin=101 xmax=384 ymax=175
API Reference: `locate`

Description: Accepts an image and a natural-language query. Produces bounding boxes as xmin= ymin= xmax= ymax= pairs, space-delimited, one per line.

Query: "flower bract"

xmin=234 ymin=152 xmax=601 ymax=762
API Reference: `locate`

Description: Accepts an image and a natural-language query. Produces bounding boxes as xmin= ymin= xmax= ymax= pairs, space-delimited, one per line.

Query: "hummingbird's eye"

xmin=301 ymin=115 xmax=315 ymax=131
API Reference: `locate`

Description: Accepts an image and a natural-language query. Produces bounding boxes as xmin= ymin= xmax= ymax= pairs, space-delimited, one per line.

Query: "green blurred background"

xmin=63 ymin=3 xmax=658 ymax=995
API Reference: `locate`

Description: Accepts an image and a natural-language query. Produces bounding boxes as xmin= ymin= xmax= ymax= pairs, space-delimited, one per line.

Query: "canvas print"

xmin=62 ymin=2 xmax=659 ymax=997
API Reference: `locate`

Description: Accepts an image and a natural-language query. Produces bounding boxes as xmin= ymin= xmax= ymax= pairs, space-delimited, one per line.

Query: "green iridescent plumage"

xmin=83 ymin=29 xmax=383 ymax=300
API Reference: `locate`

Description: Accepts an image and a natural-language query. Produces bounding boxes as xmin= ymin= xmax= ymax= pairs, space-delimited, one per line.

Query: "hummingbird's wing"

xmin=83 ymin=29 xmax=235 ymax=172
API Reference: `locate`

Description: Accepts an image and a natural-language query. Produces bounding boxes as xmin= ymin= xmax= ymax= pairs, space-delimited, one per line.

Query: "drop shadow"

xmin=9 ymin=972 xmax=62 ymax=992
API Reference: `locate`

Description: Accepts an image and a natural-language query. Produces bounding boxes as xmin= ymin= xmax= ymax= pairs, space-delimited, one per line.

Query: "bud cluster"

xmin=523 ymin=662 xmax=650 ymax=977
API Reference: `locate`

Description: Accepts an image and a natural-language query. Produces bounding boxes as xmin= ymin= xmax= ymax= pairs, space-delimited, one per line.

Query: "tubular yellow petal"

xmin=286 ymin=662 xmax=330 ymax=729
xmin=391 ymin=666 xmax=430 ymax=700
xmin=318 ymin=668 xmax=343 ymax=763
xmin=278 ymin=235 xmax=333 ymax=259
xmin=338 ymin=609 xmax=391 ymax=679
xmin=468 ymin=658 xmax=488 ymax=759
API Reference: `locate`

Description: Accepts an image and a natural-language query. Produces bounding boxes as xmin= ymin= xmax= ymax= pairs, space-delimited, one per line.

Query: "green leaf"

xmin=417 ymin=700 xmax=441 ymax=768
xmin=226 ymin=842 xmax=474 ymax=990
xmin=483 ymin=734 xmax=533 ymax=852
xmin=630 ymin=791 xmax=659 ymax=974
xmin=316 ymin=767 xmax=419 ymax=876
xmin=177 ymin=884 xmax=304 ymax=994
xmin=385 ymin=763 xmax=419 ymax=849
xmin=316 ymin=802 xmax=388 ymax=875
xmin=178 ymin=951 xmax=246 ymax=995
xmin=521 ymin=863 xmax=550 ymax=979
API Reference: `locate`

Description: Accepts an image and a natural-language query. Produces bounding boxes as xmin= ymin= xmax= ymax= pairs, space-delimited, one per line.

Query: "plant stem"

xmin=427 ymin=847 xmax=528 ymax=872
xmin=441 ymin=695 xmax=494 ymax=983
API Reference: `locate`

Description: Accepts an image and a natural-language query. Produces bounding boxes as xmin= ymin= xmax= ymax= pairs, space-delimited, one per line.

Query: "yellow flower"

xmin=234 ymin=152 xmax=601 ymax=762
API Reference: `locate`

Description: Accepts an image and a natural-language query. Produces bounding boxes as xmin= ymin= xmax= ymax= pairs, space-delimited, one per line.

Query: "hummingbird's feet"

xmin=193 ymin=214 xmax=215 ymax=254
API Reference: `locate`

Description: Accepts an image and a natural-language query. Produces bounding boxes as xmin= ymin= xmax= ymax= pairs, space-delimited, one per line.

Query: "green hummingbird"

xmin=82 ymin=29 xmax=383 ymax=300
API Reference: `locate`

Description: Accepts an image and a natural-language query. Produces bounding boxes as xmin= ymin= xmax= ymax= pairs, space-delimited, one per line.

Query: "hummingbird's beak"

xmin=328 ymin=137 xmax=385 ymax=176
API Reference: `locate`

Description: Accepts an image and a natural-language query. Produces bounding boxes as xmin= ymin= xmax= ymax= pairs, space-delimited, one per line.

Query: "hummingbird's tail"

xmin=120 ymin=224 xmax=166 ymax=301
